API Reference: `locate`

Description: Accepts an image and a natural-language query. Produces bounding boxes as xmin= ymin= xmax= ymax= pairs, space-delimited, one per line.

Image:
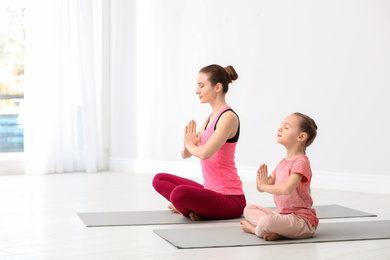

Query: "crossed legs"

xmin=152 ymin=173 xmax=246 ymax=220
xmin=241 ymin=204 xmax=316 ymax=241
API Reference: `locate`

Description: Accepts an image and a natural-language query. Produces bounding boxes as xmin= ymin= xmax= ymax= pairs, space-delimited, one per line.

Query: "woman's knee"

xmin=152 ymin=173 xmax=168 ymax=190
xmin=170 ymin=185 xmax=189 ymax=202
xmin=169 ymin=186 xmax=194 ymax=215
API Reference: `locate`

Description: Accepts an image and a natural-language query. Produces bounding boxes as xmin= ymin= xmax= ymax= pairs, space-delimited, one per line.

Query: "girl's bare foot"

xmin=240 ymin=220 xmax=256 ymax=235
xmin=168 ymin=204 xmax=179 ymax=214
xmin=263 ymin=232 xmax=285 ymax=241
xmin=189 ymin=211 xmax=202 ymax=221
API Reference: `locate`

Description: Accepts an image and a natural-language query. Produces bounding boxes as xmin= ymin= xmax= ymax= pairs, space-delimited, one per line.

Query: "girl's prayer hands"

xmin=183 ymin=120 xmax=201 ymax=147
xmin=257 ymin=163 xmax=268 ymax=190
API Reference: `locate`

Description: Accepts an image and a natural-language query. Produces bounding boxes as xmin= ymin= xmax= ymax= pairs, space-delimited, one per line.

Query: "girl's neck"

xmin=285 ymin=147 xmax=305 ymax=161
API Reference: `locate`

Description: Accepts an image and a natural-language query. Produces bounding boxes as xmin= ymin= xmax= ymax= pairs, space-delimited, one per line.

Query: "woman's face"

xmin=196 ymin=72 xmax=217 ymax=104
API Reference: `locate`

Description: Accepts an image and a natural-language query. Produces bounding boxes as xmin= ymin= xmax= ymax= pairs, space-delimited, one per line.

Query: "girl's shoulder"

xmin=290 ymin=156 xmax=310 ymax=167
xmin=291 ymin=156 xmax=312 ymax=178
xmin=278 ymin=156 xmax=310 ymax=170
xmin=295 ymin=155 xmax=309 ymax=162
xmin=285 ymin=155 xmax=309 ymax=164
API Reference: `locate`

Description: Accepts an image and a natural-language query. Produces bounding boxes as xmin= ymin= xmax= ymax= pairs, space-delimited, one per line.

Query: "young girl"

xmin=240 ymin=112 xmax=318 ymax=241
xmin=152 ymin=64 xmax=246 ymax=221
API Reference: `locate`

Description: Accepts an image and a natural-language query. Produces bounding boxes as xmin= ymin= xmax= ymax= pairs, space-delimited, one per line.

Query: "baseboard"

xmin=109 ymin=157 xmax=390 ymax=194
xmin=310 ymin=171 xmax=390 ymax=195
xmin=237 ymin=167 xmax=390 ymax=195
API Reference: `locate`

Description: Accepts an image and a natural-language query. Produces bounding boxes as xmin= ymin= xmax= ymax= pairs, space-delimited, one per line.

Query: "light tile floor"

xmin=0 ymin=171 xmax=389 ymax=259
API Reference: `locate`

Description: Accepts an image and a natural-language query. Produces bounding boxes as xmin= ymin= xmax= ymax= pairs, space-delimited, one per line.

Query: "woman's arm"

xmin=257 ymin=164 xmax=303 ymax=195
xmin=181 ymin=146 xmax=192 ymax=159
xmin=184 ymin=111 xmax=238 ymax=160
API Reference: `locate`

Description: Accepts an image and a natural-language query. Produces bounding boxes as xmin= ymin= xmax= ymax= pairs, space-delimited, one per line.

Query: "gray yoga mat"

xmin=78 ymin=204 xmax=376 ymax=227
xmin=153 ymin=220 xmax=390 ymax=249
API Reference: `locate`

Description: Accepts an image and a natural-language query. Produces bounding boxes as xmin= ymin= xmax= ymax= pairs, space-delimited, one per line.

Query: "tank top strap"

xmin=204 ymin=106 xmax=231 ymax=130
xmin=214 ymin=108 xmax=240 ymax=143
xmin=209 ymin=106 xmax=231 ymax=128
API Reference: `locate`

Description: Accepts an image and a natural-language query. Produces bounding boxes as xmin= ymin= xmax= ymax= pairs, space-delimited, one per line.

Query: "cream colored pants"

xmin=244 ymin=204 xmax=316 ymax=239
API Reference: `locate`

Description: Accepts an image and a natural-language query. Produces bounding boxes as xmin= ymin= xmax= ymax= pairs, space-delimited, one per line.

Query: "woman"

xmin=152 ymin=64 xmax=246 ymax=220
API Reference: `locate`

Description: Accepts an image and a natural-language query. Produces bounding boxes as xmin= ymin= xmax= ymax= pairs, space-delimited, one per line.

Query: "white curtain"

xmin=23 ymin=0 xmax=106 ymax=174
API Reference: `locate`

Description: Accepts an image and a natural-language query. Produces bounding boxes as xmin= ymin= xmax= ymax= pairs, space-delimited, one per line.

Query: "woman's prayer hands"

xmin=183 ymin=120 xmax=201 ymax=148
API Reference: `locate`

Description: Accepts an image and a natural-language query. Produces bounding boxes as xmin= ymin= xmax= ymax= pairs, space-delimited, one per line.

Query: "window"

xmin=0 ymin=2 xmax=26 ymax=153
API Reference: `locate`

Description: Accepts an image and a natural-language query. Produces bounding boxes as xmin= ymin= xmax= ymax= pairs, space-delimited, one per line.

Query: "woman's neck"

xmin=209 ymin=97 xmax=228 ymax=115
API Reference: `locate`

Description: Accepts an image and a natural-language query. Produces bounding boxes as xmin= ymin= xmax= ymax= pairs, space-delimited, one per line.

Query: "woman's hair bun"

xmin=199 ymin=64 xmax=238 ymax=93
xmin=224 ymin=65 xmax=238 ymax=83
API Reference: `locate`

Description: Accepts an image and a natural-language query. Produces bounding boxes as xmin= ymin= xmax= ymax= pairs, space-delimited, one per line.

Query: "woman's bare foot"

xmin=263 ymin=232 xmax=285 ymax=241
xmin=189 ymin=211 xmax=202 ymax=221
xmin=168 ymin=204 xmax=180 ymax=214
xmin=240 ymin=220 xmax=256 ymax=235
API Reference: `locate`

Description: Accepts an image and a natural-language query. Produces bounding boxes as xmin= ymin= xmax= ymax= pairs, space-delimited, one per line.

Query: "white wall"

xmin=109 ymin=0 xmax=138 ymax=159
xmin=109 ymin=0 xmax=390 ymax=193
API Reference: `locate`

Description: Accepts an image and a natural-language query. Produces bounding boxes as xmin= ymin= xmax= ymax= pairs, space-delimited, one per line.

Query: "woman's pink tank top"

xmin=200 ymin=106 xmax=244 ymax=195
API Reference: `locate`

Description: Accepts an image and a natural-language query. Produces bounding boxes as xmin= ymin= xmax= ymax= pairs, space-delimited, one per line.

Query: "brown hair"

xmin=199 ymin=64 xmax=238 ymax=93
xmin=293 ymin=112 xmax=318 ymax=154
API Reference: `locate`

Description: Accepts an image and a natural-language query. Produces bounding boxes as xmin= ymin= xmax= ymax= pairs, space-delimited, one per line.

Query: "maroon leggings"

xmin=152 ymin=173 xmax=246 ymax=219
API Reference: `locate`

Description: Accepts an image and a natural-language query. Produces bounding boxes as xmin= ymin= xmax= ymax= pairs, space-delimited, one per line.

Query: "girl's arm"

xmin=257 ymin=164 xmax=303 ymax=195
xmin=184 ymin=111 xmax=238 ymax=160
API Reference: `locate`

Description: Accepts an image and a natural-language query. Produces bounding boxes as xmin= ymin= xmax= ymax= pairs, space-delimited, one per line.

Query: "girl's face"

xmin=196 ymin=72 xmax=218 ymax=104
xmin=277 ymin=114 xmax=304 ymax=147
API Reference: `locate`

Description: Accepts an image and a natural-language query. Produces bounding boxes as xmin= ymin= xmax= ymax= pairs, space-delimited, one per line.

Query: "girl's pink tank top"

xmin=200 ymin=106 xmax=244 ymax=195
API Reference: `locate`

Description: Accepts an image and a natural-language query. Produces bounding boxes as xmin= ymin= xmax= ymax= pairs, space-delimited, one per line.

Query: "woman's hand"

xmin=183 ymin=110 xmax=237 ymax=160
xmin=183 ymin=120 xmax=201 ymax=147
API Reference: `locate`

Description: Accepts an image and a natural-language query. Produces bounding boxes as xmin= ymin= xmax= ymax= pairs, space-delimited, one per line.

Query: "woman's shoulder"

xmin=218 ymin=107 xmax=239 ymax=121
xmin=215 ymin=109 xmax=239 ymax=131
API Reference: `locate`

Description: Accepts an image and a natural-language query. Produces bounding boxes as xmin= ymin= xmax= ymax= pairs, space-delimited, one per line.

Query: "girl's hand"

xmin=183 ymin=120 xmax=201 ymax=147
xmin=257 ymin=164 xmax=268 ymax=190
xmin=256 ymin=164 xmax=301 ymax=195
